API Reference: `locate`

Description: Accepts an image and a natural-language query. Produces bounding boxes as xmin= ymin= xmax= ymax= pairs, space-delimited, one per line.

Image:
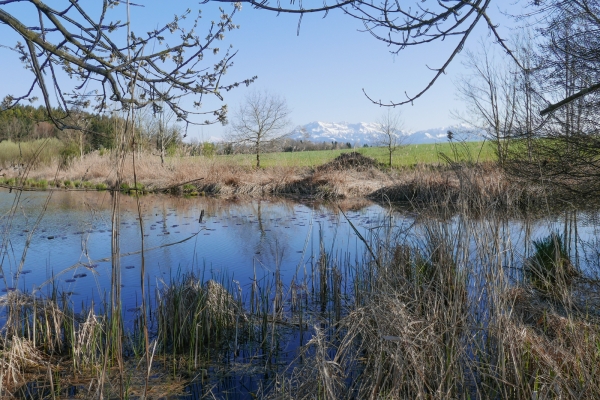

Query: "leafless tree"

xmin=455 ymin=3 xmax=600 ymax=197
xmin=453 ymin=42 xmax=524 ymax=166
xmin=62 ymin=107 xmax=91 ymax=159
xmin=0 ymin=1 xmax=255 ymax=129
xmin=154 ymin=108 xmax=182 ymax=165
xmin=227 ymin=90 xmax=292 ymax=168
xmin=376 ymin=110 xmax=405 ymax=167
xmin=505 ymin=3 xmax=600 ymax=198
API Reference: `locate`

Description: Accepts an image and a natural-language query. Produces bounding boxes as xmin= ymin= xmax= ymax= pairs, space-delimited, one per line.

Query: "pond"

xmin=0 ymin=191 xmax=402 ymax=311
xmin=1 ymin=188 xmax=600 ymax=398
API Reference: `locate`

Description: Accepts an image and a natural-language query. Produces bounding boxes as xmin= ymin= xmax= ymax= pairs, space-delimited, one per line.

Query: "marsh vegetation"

xmin=1 ymin=168 xmax=600 ymax=398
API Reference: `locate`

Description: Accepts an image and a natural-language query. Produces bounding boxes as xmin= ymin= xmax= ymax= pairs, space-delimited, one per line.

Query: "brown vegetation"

xmin=2 ymin=150 xmax=548 ymax=209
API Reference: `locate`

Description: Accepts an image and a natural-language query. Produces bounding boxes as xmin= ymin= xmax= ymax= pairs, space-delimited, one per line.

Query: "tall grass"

xmin=1 ymin=199 xmax=600 ymax=398
xmin=266 ymin=163 xmax=600 ymax=399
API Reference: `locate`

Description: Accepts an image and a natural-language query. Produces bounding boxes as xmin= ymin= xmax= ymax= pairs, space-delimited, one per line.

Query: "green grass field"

xmin=0 ymin=138 xmax=496 ymax=171
xmin=217 ymin=141 xmax=496 ymax=168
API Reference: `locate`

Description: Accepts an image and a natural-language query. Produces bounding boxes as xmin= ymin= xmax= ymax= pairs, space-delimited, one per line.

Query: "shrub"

xmin=59 ymin=142 xmax=79 ymax=169
xmin=95 ymin=183 xmax=108 ymax=191
xmin=202 ymin=142 xmax=216 ymax=157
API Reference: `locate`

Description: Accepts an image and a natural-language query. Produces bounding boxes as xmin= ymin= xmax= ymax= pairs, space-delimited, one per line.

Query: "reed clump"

xmin=0 ymin=291 xmax=108 ymax=395
xmin=155 ymin=275 xmax=246 ymax=358
xmin=525 ymin=232 xmax=579 ymax=296
xmin=269 ymin=204 xmax=600 ymax=399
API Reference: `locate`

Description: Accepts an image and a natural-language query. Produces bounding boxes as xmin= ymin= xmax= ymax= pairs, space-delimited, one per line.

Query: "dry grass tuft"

xmin=0 ymin=336 xmax=45 ymax=390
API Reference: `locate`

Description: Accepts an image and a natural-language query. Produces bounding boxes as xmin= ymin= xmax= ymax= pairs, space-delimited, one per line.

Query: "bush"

xmin=202 ymin=142 xmax=216 ymax=157
xmin=59 ymin=142 xmax=79 ymax=169
xmin=95 ymin=183 xmax=108 ymax=191
xmin=120 ymin=182 xmax=144 ymax=194
xmin=182 ymin=183 xmax=195 ymax=193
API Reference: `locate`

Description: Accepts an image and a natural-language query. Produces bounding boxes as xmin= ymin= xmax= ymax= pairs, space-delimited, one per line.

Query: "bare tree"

xmin=227 ymin=90 xmax=292 ymax=168
xmin=0 ymin=1 xmax=255 ymax=128
xmin=376 ymin=110 xmax=405 ymax=167
xmin=453 ymin=42 xmax=523 ymax=166
xmin=505 ymin=4 xmax=600 ymax=198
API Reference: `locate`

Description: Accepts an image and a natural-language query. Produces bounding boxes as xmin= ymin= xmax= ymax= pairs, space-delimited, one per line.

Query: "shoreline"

xmin=1 ymin=151 xmax=543 ymax=210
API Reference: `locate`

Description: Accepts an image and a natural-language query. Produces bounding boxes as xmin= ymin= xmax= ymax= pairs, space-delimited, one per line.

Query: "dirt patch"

xmin=317 ymin=152 xmax=382 ymax=172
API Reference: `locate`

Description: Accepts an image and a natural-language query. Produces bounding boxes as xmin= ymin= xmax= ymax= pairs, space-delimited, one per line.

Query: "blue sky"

xmin=0 ymin=1 xmax=524 ymax=141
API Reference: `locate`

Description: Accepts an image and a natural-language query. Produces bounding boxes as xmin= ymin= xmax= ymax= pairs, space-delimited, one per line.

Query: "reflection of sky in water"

xmin=0 ymin=190 xmax=394 ymax=314
xmin=2 ymin=189 xmax=599 ymax=317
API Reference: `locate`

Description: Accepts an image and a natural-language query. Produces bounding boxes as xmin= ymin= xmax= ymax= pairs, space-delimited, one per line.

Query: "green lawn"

xmin=215 ymin=141 xmax=496 ymax=168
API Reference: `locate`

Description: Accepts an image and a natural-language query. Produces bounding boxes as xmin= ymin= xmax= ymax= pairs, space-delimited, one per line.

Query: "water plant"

xmin=525 ymin=232 xmax=578 ymax=295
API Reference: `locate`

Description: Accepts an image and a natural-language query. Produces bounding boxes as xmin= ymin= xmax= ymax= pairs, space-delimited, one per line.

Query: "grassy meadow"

xmin=218 ymin=141 xmax=496 ymax=168
xmin=0 ymin=138 xmax=495 ymax=172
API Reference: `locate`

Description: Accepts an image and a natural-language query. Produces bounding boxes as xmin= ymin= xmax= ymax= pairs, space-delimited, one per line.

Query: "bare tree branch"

xmin=0 ymin=1 xmax=256 ymax=129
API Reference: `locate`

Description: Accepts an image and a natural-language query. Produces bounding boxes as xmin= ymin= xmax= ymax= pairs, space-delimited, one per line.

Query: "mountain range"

xmin=289 ymin=121 xmax=483 ymax=145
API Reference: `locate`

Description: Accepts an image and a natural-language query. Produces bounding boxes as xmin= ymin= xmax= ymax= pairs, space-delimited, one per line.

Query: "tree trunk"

xmin=159 ymin=124 xmax=165 ymax=166
xmin=80 ymin=132 xmax=84 ymax=160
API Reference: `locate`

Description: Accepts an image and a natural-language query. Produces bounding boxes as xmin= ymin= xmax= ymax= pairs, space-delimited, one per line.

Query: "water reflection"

xmin=0 ymin=195 xmax=598 ymax=310
xmin=0 ymin=190 xmax=392 ymax=315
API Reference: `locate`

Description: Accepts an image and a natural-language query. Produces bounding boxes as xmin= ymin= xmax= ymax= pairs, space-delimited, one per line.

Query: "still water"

xmin=2 ymin=189 xmax=599 ymax=314
xmin=1 ymin=190 xmax=405 ymax=313
xmin=3 ymin=189 xmax=600 ymax=397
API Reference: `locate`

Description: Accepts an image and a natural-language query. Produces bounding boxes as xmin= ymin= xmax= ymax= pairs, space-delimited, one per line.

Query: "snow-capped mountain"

xmin=290 ymin=121 xmax=482 ymax=145
xmin=291 ymin=121 xmax=384 ymax=145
